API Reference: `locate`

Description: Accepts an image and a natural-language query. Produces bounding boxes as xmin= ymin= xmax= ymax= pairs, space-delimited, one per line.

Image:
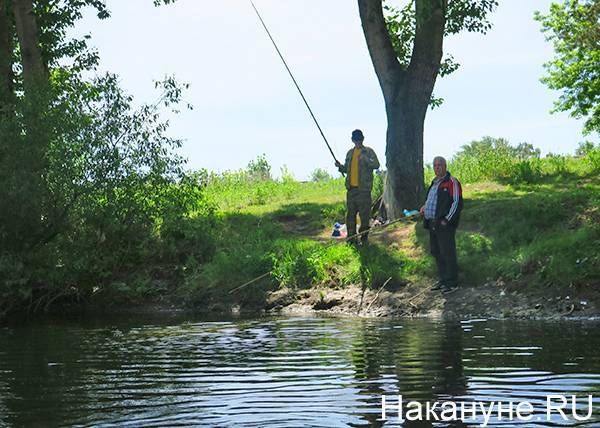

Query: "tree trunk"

xmin=358 ymin=0 xmax=445 ymax=219
xmin=13 ymin=0 xmax=46 ymax=89
xmin=10 ymin=0 xmax=48 ymax=249
xmin=383 ymin=95 xmax=427 ymax=218
xmin=0 ymin=0 xmax=13 ymax=104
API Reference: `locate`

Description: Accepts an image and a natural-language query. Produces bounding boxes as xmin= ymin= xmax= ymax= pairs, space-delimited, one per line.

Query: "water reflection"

xmin=0 ymin=317 xmax=599 ymax=426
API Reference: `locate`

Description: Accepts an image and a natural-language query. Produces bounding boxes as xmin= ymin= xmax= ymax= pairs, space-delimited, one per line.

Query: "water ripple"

xmin=0 ymin=318 xmax=599 ymax=427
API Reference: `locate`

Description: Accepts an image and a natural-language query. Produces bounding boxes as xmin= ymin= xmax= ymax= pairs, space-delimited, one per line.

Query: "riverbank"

xmin=78 ymin=279 xmax=600 ymax=321
xmin=265 ymin=282 xmax=600 ymax=320
xmin=69 ymin=281 xmax=600 ymax=322
xmin=1 ymin=149 xmax=598 ymax=322
xmin=213 ymin=169 xmax=599 ymax=320
xmin=51 ymin=168 xmax=600 ymax=322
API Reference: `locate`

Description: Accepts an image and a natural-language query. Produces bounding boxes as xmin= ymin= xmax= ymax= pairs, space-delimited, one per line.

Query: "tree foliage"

xmin=535 ymin=0 xmax=600 ymax=134
xmin=359 ymin=0 xmax=497 ymax=216
xmin=384 ymin=0 xmax=497 ymax=69
xmin=35 ymin=0 xmax=109 ymax=70
xmin=383 ymin=0 xmax=497 ymax=107
xmin=456 ymin=136 xmax=540 ymax=160
xmin=0 ymin=1 xmax=212 ymax=316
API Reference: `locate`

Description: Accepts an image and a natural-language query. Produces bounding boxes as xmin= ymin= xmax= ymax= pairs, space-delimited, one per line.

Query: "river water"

xmin=1 ymin=315 xmax=599 ymax=427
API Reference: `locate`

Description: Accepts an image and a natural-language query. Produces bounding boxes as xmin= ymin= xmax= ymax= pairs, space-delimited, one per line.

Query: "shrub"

xmin=576 ymin=141 xmax=596 ymax=156
xmin=0 ymin=74 xmax=198 ymax=314
xmin=247 ymin=154 xmax=272 ymax=181
xmin=581 ymin=143 xmax=600 ymax=173
xmin=587 ymin=148 xmax=600 ymax=173
xmin=310 ymin=168 xmax=332 ymax=182
xmin=445 ymin=137 xmax=591 ymax=184
xmin=450 ymin=136 xmax=515 ymax=182
xmin=252 ymin=184 xmax=271 ymax=205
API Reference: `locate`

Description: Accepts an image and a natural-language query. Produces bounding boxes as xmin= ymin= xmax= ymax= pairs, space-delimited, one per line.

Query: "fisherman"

xmin=419 ymin=156 xmax=463 ymax=293
xmin=335 ymin=129 xmax=380 ymax=245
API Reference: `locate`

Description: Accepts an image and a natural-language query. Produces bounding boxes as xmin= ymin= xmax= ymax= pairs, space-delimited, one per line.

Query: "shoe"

xmin=431 ymin=281 xmax=446 ymax=291
xmin=442 ymin=284 xmax=458 ymax=294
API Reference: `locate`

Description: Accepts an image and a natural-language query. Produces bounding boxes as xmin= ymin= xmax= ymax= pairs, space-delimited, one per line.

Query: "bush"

xmin=247 ymin=154 xmax=272 ymax=181
xmin=310 ymin=168 xmax=332 ymax=182
xmin=158 ymin=176 xmax=219 ymax=264
xmin=271 ymin=240 xmax=328 ymax=288
xmin=580 ymin=143 xmax=600 ymax=173
xmin=587 ymin=147 xmax=600 ymax=173
xmin=252 ymin=184 xmax=271 ymax=205
xmin=0 ymin=74 xmax=205 ymax=315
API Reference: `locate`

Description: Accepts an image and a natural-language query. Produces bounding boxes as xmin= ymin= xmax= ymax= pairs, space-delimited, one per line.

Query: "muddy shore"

xmin=51 ymin=281 xmax=600 ymax=323
xmin=263 ymin=281 xmax=600 ymax=320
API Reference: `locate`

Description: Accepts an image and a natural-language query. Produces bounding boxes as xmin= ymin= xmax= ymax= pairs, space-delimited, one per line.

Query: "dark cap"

xmin=351 ymin=129 xmax=364 ymax=141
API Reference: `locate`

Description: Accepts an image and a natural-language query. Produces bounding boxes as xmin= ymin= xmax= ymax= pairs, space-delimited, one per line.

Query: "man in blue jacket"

xmin=420 ymin=157 xmax=463 ymax=293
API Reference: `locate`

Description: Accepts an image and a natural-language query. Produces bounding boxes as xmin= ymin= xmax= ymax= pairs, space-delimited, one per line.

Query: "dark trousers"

xmin=429 ymin=225 xmax=458 ymax=286
xmin=346 ymin=189 xmax=371 ymax=243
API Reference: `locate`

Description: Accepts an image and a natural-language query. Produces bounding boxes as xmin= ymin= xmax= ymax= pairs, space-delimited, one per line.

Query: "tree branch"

xmin=358 ymin=0 xmax=405 ymax=102
xmin=408 ymin=0 xmax=446 ymax=104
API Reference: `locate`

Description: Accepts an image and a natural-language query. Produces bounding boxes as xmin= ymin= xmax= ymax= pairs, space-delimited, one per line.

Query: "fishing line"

xmin=249 ymin=0 xmax=343 ymax=171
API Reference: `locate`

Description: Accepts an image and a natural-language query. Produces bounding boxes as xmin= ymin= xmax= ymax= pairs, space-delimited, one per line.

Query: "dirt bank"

xmin=264 ymin=281 xmax=600 ymax=320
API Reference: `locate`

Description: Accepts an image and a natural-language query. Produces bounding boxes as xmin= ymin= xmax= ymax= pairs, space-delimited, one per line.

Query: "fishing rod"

xmin=249 ymin=0 xmax=344 ymax=172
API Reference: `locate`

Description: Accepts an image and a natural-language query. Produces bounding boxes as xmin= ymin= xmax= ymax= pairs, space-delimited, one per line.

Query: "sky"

xmin=73 ymin=0 xmax=597 ymax=179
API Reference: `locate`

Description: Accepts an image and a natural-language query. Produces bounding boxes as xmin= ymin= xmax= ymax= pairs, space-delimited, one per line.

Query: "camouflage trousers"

xmin=346 ymin=188 xmax=371 ymax=244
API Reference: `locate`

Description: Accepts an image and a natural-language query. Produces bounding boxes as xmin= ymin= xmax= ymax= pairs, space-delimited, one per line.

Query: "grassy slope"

xmin=184 ymin=170 xmax=599 ymax=311
xmin=453 ymin=177 xmax=598 ymax=289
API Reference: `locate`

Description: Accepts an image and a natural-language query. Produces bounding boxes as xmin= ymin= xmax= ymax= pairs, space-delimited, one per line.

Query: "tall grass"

xmin=204 ymin=169 xmax=345 ymax=212
xmin=425 ymin=137 xmax=600 ymax=184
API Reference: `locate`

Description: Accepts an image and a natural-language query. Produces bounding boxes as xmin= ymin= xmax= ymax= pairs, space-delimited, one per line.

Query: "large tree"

xmin=535 ymin=0 xmax=600 ymax=135
xmin=0 ymin=0 xmax=191 ymax=315
xmin=0 ymin=0 xmax=109 ymax=249
xmin=358 ymin=0 xmax=496 ymax=218
xmin=0 ymin=0 xmax=109 ymax=101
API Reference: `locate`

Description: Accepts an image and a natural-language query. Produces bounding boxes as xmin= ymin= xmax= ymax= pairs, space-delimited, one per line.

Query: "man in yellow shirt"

xmin=335 ymin=129 xmax=380 ymax=245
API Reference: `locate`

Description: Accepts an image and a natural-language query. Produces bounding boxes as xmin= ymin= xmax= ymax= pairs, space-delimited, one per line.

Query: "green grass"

xmin=204 ymin=171 xmax=346 ymax=214
xmin=182 ymin=149 xmax=599 ymax=310
xmin=58 ymin=148 xmax=596 ymax=312
xmin=451 ymin=179 xmax=599 ymax=288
